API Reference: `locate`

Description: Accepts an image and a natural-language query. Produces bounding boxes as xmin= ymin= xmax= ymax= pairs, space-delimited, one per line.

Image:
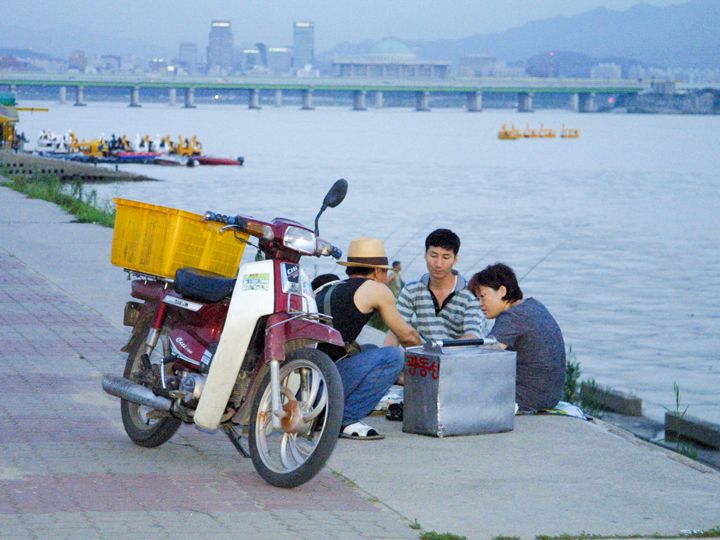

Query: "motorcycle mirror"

xmin=315 ymin=178 xmax=348 ymax=235
xmin=323 ymin=178 xmax=348 ymax=209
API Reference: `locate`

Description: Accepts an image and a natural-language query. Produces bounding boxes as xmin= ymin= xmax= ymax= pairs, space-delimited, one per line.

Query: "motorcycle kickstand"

xmin=222 ymin=424 xmax=251 ymax=458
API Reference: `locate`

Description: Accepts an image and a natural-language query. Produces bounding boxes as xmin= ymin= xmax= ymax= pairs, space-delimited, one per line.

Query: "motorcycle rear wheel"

xmin=120 ymin=326 xmax=181 ymax=447
xmin=249 ymin=348 xmax=343 ymax=488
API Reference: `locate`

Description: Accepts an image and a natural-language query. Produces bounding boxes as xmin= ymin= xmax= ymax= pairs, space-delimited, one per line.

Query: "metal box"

xmin=403 ymin=343 xmax=516 ymax=437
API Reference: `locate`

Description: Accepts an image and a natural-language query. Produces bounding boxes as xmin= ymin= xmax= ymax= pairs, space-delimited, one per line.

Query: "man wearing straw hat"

xmin=316 ymin=237 xmax=421 ymax=440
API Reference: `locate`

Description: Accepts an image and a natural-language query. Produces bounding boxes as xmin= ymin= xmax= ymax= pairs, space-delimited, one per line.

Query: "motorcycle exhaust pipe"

xmin=102 ymin=375 xmax=172 ymax=411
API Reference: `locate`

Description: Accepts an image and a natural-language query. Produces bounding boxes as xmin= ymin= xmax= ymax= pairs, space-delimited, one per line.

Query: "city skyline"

xmin=4 ymin=0 xmax=689 ymax=57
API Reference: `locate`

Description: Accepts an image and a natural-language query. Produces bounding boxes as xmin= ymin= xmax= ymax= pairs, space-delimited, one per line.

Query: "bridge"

xmin=0 ymin=73 xmax=650 ymax=113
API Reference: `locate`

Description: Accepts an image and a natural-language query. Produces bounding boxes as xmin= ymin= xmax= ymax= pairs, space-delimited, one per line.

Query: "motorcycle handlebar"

xmin=205 ymin=211 xmax=340 ymax=257
xmin=204 ymin=211 xmax=239 ymax=225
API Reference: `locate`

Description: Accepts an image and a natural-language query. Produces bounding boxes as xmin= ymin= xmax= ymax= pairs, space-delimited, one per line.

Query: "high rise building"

xmin=268 ymin=47 xmax=292 ymax=74
xmin=255 ymin=43 xmax=268 ymax=67
xmin=178 ymin=42 xmax=198 ymax=73
xmin=241 ymin=49 xmax=260 ymax=71
xmin=206 ymin=20 xmax=234 ymax=73
xmin=591 ymin=62 xmax=622 ymax=80
xmin=292 ymin=21 xmax=314 ymax=69
xmin=68 ymin=50 xmax=87 ymax=72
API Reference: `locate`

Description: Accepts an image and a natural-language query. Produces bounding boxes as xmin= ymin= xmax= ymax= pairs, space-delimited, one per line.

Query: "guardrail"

xmin=0 ymin=73 xmax=649 ymax=94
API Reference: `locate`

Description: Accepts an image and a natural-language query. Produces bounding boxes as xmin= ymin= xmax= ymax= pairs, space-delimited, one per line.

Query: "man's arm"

xmin=358 ymin=281 xmax=421 ymax=347
xmin=460 ymin=291 xmax=486 ymax=339
xmin=383 ymin=286 xmax=414 ymax=346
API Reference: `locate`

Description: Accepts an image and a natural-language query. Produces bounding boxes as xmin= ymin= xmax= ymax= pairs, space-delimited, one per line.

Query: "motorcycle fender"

xmin=233 ymin=321 xmax=343 ymax=426
xmin=194 ymin=260 xmax=275 ymax=432
xmin=265 ymin=315 xmax=344 ymax=362
xmin=120 ymin=302 xmax=156 ymax=353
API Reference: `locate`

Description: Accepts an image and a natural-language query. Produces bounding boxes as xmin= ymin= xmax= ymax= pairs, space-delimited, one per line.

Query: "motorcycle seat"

xmin=174 ymin=268 xmax=236 ymax=303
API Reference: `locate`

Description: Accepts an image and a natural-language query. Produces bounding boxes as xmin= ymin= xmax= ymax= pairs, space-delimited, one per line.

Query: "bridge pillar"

xmin=74 ymin=86 xmax=86 ymax=107
xmin=352 ymin=90 xmax=367 ymax=111
xmin=415 ymin=91 xmax=430 ymax=112
xmin=375 ymin=91 xmax=384 ymax=109
xmin=168 ymin=88 xmax=177 ymax=106
xmin=59 ymin=86 xmax=67 ymax=104
xmin=129 ymin=86 xmax=141 ymax=107
xmin=249 ymin=88 xmax=261 ymax=110
xmin=274 ymin=89 xmax=283 ymax=107
xmin=301 ymin=89 xmax=314 ymax=110
xmin=569 ymin=93 xmax=579 ymax=112
xmin=579 ymin=92 xmax=596 ymax=113
xmin=466 ymin=91 xmax=483 ymax=112
xmin=184 ymin=87 xmax=196 ymax=108
xmin=518 ymin=92 xmax=534 ymax=112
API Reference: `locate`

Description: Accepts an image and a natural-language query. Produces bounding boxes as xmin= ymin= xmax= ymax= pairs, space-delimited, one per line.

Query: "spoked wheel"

xmin=120 ymin=325 xmax=181 ymax=447
xmin=249 ymin=348 xmax=344 ymax=488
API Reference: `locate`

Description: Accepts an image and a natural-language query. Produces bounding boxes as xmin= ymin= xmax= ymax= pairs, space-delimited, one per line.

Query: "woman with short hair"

xmin=470 ymin=263 xmax=566 ymax=411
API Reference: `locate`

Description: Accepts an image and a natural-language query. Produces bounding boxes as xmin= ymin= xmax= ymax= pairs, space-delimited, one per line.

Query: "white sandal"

xmin=340 ymin=421 xmax=385 ymax=440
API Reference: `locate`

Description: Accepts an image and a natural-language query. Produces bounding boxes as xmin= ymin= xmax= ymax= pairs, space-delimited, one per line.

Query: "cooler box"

xmin=403 ymin=342 xmax=516 ymax=438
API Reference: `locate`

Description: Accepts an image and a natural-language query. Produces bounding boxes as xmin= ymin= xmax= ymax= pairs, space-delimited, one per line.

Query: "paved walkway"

xmin=1 ymin=186 xmax=719 ymax=539
xmin=0 ymin=248 xmax=414 ymax=539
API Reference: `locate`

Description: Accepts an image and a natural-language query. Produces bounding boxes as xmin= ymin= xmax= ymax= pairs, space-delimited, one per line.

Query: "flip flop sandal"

xmin=339 ymin=421 xmax=385 ymax=440
xmin=386 ymin=403 xmax=403 ymax=421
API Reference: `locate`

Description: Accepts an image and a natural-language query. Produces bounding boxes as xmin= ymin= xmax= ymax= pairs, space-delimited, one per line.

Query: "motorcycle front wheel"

xmin=120 ymin=325 xmax=182 ymax=447
xmin=249 ymin=348 xmax=344 ymax=488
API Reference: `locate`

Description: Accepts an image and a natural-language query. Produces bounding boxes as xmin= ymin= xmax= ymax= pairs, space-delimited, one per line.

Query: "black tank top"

xmin=317 ymin=277 xmax=374 ymax=360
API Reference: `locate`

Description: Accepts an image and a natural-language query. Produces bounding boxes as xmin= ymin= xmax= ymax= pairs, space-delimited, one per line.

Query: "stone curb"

xmin=665 ymin=413 xmax=720 ymax=450
xmin=581 ymin=382 xmax=642 ymax=416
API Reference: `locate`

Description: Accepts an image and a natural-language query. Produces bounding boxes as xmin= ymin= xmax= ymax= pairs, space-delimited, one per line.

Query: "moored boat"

xmin=498 ymin=124 xmax=522 ymax=140
xmin=196 ymin=155 xmax=245 ymax=166
xmin=113 ymin=151 xmax=163 ymax=163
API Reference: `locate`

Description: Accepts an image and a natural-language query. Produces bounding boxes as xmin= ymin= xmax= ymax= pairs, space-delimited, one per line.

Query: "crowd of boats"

xmin=498 ymin=124 xmax=581 ymax=140
xmin=32 ymin=130 xmax=244 ymax=166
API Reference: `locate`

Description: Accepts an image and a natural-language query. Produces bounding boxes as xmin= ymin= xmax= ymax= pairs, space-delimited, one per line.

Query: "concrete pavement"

xmin=1 ymin=185 xmax=719 ymax=539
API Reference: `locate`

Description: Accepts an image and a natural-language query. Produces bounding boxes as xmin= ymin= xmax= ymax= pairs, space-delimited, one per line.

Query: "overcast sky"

xmin=9 ymin=0 xmax=688 ymax=52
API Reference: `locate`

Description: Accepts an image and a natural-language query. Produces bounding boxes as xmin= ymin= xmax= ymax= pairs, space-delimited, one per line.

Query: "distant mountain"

xmin=0 ymin=24 xmax=173 ymax=59
xmin=321 ymin=0 xmax=720 ymax=69
xmin=522 ymin=51 xmax=655 ymax=78
xmin=0 ymin=48 xmax=62 ymax=61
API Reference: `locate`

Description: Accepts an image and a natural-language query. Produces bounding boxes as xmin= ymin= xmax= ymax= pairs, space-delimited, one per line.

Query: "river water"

xmin=16 ymin=100 xmax=720 ymax=423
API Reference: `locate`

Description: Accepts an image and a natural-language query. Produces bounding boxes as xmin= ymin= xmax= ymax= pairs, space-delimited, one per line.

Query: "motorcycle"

xmin=102 ymin=179 xmax=348 ymax=488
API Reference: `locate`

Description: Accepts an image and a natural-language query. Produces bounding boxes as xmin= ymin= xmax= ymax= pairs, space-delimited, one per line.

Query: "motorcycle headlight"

xmin=283 ymin=226 xmax=316 ymax=255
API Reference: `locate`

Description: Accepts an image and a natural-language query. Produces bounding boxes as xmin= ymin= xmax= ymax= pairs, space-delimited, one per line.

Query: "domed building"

xmin=333 ymin=37 xmax=449 ymax=80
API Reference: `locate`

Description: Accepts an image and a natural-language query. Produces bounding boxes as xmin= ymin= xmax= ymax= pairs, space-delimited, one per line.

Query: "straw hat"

xmin=338 ymin=237 xmax=392 ymax=269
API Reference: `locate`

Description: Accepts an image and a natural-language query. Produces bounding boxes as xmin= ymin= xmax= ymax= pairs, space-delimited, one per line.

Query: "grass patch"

xmin=2 ymin=174 xmax=115 ymax=228
xmin=686 ymin=527 xmax=720 ymax=538
xmin=535 ymin=527 xmax=720 ymax=539
xmin=420 ymin=532 xmax=467 ymax=540
xmin=563 ymin=345 xmax=581 ymax=403
xmin=563 ymin=345 xmax=605 ymax=418
xmin=665 ymin=381 xmax=699 ymax=460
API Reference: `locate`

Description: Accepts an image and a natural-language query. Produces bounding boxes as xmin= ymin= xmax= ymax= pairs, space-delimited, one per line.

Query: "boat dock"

xmin=0 ymin=150 xmax=154 ymax=182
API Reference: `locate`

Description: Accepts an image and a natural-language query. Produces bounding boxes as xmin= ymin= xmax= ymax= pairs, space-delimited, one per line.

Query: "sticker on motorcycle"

xmin=281 ymin=263 xmax=301 ymax=293
xmin=242 ymin=273 xmax=270 ymax=291
xmin=284 ymin=264 xmax=299 ymax=282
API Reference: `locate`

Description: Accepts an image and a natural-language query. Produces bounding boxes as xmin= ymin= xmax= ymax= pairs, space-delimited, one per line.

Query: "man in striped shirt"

xmin=385 ymin=229 xmax=488 ymax=343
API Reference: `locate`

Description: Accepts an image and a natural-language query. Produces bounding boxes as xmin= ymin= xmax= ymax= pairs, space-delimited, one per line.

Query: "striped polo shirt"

xmin=396 ymin=273 xmax=489 ymax=341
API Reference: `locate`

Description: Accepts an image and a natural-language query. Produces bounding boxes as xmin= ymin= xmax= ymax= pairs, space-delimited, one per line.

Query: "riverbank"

xmin=0 ymin=149 xmax=155 ymax=183
xmin=1 ymin=183 xmax=719 ymax=539
xmin=1 ymin=173 xmax=115 ymax=227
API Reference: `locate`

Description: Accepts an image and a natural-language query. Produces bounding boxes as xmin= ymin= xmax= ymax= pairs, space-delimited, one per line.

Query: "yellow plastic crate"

xmin=111 ymin=198 xmax=247 ymax=279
